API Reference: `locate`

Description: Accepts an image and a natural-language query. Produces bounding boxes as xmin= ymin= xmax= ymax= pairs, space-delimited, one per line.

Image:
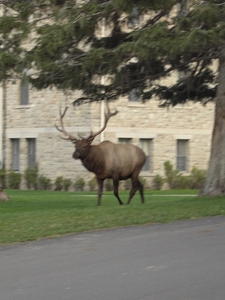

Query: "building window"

xmin=20 ymin=69 xmax=29 ymax=105
xmin=128 ymin=6 xmax=140 ymax=28
xmin=12 ymin=139 xmax=20 ymax=171
xmin=20 ymin=81 xmax=29 ymax=105
xmin=128 ymin=88 xmax=141 ymax=103
xmin=140 ymin=139 xmax=152 ymax=171
xmin=118 ymin=138 xmax=132 ymax=144
xmin=177 ymin=140 xmax=189 ymax=171
xmin=28 ymin=138 xmax=36 ymax=168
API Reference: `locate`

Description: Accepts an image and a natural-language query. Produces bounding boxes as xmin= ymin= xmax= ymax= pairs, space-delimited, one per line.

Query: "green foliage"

xmin=189 ymin=167 xmax=207 ymax=189
xmin=124 ymin=179 xmax=131 ymax=190
xmin=74 ymin=177 xmax=85 ymax=191
xmin=24 ymin=164 xmax=39 ymax=190
xmin=39 ymin=175 xmax=52 ymax=190
xmin=164 ymin=161 xmax=181 ymax=189
xmin=0 ymin=168 xmax=6 ymax=189
xmin=105 ymin=179 xmax=113 ymax=191
xmin=163 ymin=161 xmax=206 ymax=190
xmin=63 ymin=178 xmax=72 ymax=191
xmin=139 ymin=176 xmax=146 ymax=187
xmin=0 ymin=0 xmax=221 ymax=105
xmin=120 ymin=177 xmax=146 ymax=190
xmin=54 ymin=176 xmax=64 ymax=191
xmin=88 ymin=176 xmax=97 ymax=191
xmin=153 ymin=174 xmax=165 ymax=190
xmin=7 ymin=170 xmax=22 ymax=189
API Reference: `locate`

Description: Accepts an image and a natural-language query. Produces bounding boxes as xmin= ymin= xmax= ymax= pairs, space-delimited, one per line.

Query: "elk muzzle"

xmin=73 ymin=151 xmax=80 ymax=159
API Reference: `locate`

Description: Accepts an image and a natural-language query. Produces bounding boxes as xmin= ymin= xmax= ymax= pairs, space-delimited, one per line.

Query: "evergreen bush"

xmin=24 ymin=164 xmax=38 ymax=190
xmin=189 ymin=167 xmax=206 ymax=189
xmin=63 ymin=178 xmax=72 ymax=191
xmin=105 ymin=179 xmax=113 ymax=191
xmin=8 ymin=170 xmax=22 ymax=189
xmin=153 ymin=174 xmax=165 ymax=190
xmin=88 ymin=177 xmax=97 ymax=191
xmin=163 ymin=161 xmax=206 ymax=189
xmin=54 ymin=176 xmax=64 ymax=191
xmin=39 ymin=175 xmax=52 ymax=190
xmin=74 ymin=177 xmax=85 ymax=191
xmin=0 ymin=168 xmax=6 ymax=189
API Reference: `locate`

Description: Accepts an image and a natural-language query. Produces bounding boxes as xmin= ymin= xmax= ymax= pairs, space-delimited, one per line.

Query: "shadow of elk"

xmin=55 ymin=102 xmax=146 ymax=206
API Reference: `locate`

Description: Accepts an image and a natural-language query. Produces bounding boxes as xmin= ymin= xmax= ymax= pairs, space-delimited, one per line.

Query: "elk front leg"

xmin=97 ymin=178 xmax=104 ymax=206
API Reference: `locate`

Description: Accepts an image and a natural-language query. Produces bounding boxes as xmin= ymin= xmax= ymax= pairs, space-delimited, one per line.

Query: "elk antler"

xmin=88 ymin=101 xmax=119 ymax=140
xmin=55 ymin=106 xmax=77 ymax=142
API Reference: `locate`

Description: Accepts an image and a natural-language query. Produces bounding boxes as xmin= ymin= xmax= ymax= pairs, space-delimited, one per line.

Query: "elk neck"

xmin=80 ymin=144 xmax=105 ymax=175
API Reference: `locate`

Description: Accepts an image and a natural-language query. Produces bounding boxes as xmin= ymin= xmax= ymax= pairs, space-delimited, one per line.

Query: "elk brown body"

xmin=55 ymin=102 xmax=146 ymax=206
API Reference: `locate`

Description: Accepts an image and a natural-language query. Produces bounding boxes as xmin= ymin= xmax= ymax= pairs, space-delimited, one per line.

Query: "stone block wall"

xmin=4 ymin=81 xmax=214 ymax=190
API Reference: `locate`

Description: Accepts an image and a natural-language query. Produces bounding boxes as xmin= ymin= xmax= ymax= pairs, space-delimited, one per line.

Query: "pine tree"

xmin=1 ymin=0 xmax=225 ymax=195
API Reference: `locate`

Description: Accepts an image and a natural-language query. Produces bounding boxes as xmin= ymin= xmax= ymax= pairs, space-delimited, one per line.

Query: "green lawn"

xmin=0 ymin=189 xmax=225 ymax=245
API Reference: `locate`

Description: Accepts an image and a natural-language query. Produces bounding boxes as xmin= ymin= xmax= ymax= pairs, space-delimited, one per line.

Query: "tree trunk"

xmin=199 ymin=51 xmax=225 ymax=196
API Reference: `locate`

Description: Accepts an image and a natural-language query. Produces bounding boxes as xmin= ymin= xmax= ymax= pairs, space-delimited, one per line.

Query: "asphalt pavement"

xmin=1 ymin=216 xmax=225 ymax=300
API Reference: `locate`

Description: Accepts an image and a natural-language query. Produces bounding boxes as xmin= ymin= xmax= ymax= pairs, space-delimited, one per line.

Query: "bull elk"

xmin=55 ymin=102 xmax=146 ymax=206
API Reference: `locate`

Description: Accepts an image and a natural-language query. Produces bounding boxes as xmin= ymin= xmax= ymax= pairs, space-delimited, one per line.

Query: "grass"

xmin=0 ymin=189 xmax=225 ymax=245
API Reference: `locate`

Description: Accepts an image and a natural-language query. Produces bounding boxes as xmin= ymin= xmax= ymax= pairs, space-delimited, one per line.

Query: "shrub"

xmin=88 ymin=177 xmax=97 ymax=191
xmin=0 ymin=168 xmax=6 ymax=189
xmin=163 ymin=161 xmax=206 ymax=190
xmin=123 ymin=177 xmax=146 ymax=190
xmin=124 ymin=179 xmax=131 ymax=190
xmin=7 ymin=170 xmax=22 ymax=189
xmin=175 ymin=175 xmax=191 ymax=189
xmin=24 ymin=164 xmax=38 ymax=190
xmin=74 ymin=177 xmax=85 ymax=191
xmin=139 ymin=176 xmax=146 ymax=187
xmin=153 ymin=174 xmax=165 ymax=190
xmin=54 ymin=176 xmax=64 ymax=191
xmin=63 ymin=178 xmax=72 ymax=191
xmin=39 ymin=175 xmax=52 ymax=190
xmin=189 ymin=166 xmax=206 ymax=189
xmin=164 ymin=161 xmax=180 ymax=189
xmin=105 ymin=179 xmax=113 ymax=191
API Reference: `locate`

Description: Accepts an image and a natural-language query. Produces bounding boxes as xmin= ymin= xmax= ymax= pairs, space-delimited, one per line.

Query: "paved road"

xmin=1 ymin=216 xmax=225 ymax=300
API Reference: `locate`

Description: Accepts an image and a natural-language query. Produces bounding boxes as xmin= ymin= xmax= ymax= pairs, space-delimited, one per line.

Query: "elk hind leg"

xmin=97 ymin=178 xmax=104 ymax=206
xmin=113 ymin=178 xmax=124 ymax=205
xmin=137 ymin=179 xmax=144 ymax=203
xmin=127 ymin=176 xmax=139 ymax=205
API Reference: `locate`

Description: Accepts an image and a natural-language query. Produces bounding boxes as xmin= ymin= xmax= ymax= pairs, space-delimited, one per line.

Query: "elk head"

xmin=55 ymin=102 xmax=119 ymax=160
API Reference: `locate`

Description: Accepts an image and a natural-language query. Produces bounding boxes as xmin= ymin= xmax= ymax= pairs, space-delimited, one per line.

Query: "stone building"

xmin=0 ymin=2 xmax=215 ymax=189
xmin=2 ymin=78 xmax=214 ymax=189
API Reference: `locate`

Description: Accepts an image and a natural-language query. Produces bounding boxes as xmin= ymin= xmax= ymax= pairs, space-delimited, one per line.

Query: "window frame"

xmin=118 ymin=138 xmax=132 ymax=144
xmin=176 ymin=139 xmax=189 ymax=172
xmin=27 ymin=138 xmax=36 ymax=168
xmin=128 ymin=88 xmax=141 ymax=103
xmin=140 ymin=139 xmax=152 ymax=172
xmin=11 ymin=139 xmax=20 ymax=171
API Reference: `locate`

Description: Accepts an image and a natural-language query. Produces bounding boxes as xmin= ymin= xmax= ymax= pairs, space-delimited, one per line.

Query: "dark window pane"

xmin=12 ymin=139 xmax=20 ymax=171
xmin=118 ymin=138 xmax=131 ymax=144
xmin=20 ymin=82 xmax=29 ymax=105
xmin=28 ymin=138 xmax=36 ymax=168
xmin=129 ymin=88 xmax=140 ymax=102
xmin=177 ymin=140 xmax=188 ymax=171
xmin=140 ymin=139 xmax=152 ymax=171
